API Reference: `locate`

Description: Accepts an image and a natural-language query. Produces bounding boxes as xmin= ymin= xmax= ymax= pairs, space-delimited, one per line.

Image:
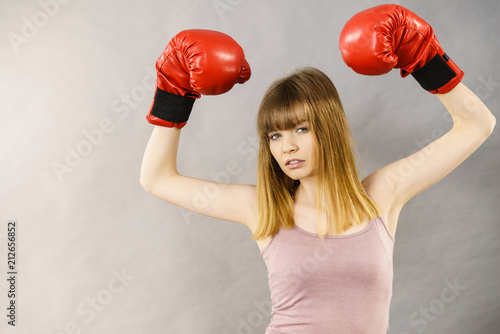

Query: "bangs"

xmin=257 ymin=79 xmax=311 ymax=138
xmin=262 ymin=104 xmax=308 ymax=135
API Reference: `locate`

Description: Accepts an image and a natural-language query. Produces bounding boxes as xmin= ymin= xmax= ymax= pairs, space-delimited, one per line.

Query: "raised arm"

xmin=339 ymin=4 xmax=496 ymax=236
xmin=376 ymin=83 xmax=495 ymax=208
xmin=140 ymin=126 xmax=258 ymax=227
xmin=140 ymin=30 xmax=257 ymax=228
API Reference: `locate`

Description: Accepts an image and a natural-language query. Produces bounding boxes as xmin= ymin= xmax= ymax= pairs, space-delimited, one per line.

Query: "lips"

xmin=285 ymin=159 xmax=305 ymax=169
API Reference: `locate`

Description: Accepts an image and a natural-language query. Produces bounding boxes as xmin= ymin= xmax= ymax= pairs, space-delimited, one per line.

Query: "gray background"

xmin=1 ymin=0 xmax=499 ymax=333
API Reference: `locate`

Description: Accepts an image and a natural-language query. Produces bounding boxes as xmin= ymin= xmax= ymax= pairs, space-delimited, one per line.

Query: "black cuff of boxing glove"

xmin=410 ymin=53 xmax=457 ymax=92
xmin=150 ymin=88 xmax=196 ymax=124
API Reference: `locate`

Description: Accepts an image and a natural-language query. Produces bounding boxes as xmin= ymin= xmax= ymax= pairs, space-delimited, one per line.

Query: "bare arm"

xmin=363 ymin=83 xmax=496 ymax=236
xmin=140 ymin=126 xmax=182 ymax=183
xmin=391 ymin=82 xmax=496 ymax=206
xmin=140 ymin=126 xmax=257 ymax=228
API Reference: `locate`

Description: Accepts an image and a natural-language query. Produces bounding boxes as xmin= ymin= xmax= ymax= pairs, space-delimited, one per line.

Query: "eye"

xmin=297 ymin=126 xmax=308 ymax=133
xmin=268 ymin=133 xmax=281 ymax=141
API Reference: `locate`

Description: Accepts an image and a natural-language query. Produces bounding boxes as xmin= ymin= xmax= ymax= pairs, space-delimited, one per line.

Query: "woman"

xmin=140 ymin=5 xmax=496 ymax=334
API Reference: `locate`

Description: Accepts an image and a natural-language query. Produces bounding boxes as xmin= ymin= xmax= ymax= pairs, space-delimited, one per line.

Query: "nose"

xmin=282 ymin=134 xmax=298 ymax=154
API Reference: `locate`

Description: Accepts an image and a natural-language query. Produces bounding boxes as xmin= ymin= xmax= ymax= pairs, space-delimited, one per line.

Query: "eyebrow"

xmin=267 ymin=120 xmax=309 ymax=134
xmin=289 ymin=119 xmax=309 ymax=129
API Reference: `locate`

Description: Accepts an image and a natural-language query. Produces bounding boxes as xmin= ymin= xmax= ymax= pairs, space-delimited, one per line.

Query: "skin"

xmin=140 ymin=83 xmax=496 ymax=244
xmin=268 ymin=119 xmax=335 ymax=237
xmin=268 ymin=120 xmax=315 ymax=179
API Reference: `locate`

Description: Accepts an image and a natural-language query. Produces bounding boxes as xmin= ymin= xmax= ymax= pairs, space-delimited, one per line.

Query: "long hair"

xmin=251 ymin=67 xmax=380 ymax=241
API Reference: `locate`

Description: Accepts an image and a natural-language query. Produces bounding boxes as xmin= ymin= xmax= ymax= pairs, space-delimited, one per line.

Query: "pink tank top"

xmin=260 ymin=216 xmax=395 ymax=334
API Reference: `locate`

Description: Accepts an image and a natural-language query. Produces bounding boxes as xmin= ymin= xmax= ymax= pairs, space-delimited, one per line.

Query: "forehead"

xmin=264 ymin=105 xmax=309 ymax=133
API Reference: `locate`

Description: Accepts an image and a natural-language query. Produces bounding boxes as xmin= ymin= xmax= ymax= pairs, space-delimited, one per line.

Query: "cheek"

xmin=309 ymin=139 xmax=318 ymax=164
xmin=269 ymin=144 xmax=279 ymax=160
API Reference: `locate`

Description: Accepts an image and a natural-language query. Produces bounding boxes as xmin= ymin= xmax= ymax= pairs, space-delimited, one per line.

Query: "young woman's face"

xmin=268 ymin=119 xmax=317 ymax=181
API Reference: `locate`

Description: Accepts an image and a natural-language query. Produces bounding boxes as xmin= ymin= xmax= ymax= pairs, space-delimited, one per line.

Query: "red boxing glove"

xmin=339 ymin=4 xmax=464 ymax=94
xmin=147 ymin=29 xmax=251 ymax=128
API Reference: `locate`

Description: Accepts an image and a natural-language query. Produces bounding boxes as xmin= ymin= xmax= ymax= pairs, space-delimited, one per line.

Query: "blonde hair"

xmin=251 ymin=67 xmax=380 ymax=241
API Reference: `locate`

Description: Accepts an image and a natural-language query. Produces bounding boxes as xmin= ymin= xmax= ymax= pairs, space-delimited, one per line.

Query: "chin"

xmin=285 ymin=171 xmax=312 ymax=181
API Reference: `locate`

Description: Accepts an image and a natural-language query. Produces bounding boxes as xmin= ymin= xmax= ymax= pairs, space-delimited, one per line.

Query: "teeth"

xmin=288 ymin=160 xmax=300 ymax=165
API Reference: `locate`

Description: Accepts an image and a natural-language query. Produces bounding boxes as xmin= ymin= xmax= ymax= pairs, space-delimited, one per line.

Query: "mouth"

xmin=286 ymin=159 xmax=305 ymax=169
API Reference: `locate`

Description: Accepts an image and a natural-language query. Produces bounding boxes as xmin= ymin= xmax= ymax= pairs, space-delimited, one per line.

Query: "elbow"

xmin=488 ymin=115 xmax=496 ymax=135
xmin=140 ymin=172 xmax=178 ymax=195
xmin=459 ymin=114 xmax=496 ymax=137
xmin=482 ymin=114 xmax=496 ymax=137
xmin=140 ymin=178 xmax=161 ymax=197
xmin=483 ymin=105 xmax=496 ymax=135
xmin=139 ymin=177 xmax=152 ymax=193
xmin=139 ymin=173 xmax=156 ymax=194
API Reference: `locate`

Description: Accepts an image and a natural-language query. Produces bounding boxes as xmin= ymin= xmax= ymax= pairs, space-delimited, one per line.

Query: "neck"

xmin=294 ymin=175 xmax=319 ymax=207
